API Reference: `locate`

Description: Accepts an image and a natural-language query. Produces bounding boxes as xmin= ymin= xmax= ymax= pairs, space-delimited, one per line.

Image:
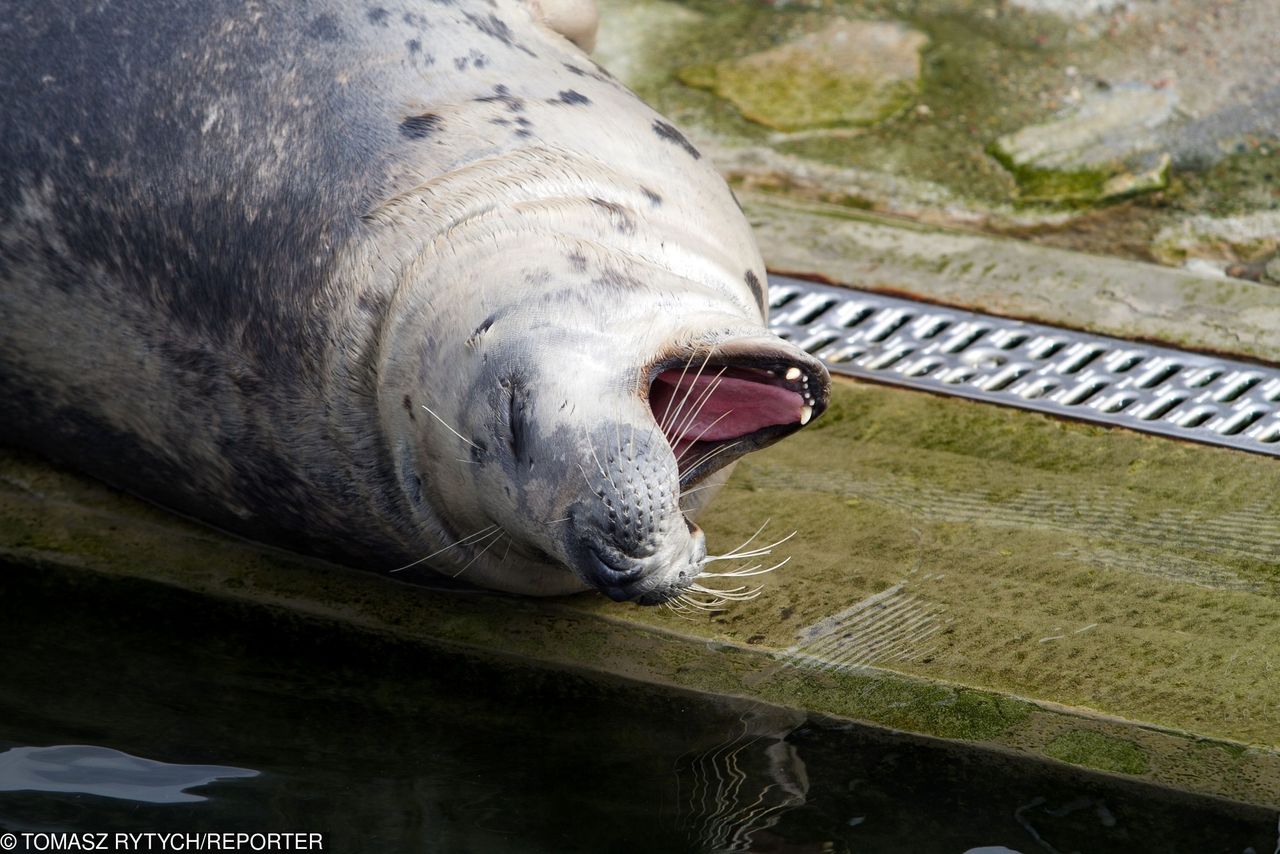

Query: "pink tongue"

xmin=651 ymin=370 xmax=804 ymax=443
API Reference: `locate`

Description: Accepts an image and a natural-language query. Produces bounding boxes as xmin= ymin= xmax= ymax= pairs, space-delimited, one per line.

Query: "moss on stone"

xmin=675 ymin=18 xmax=926 ymax=132
xmin=602 ymin=379 xmax=1280 ymax=753
xmin=1046 ymin=729 xmax=1150 ymax=775
xmin=988 ymin=141 xmax=1170 ymax=205
xmin=5 ymin=433 xmax=1280 ymax=804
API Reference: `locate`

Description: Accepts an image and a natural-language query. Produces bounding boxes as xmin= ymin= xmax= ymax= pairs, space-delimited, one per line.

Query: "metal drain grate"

xmin=767 ymin=274 xmax=1280 ymax=457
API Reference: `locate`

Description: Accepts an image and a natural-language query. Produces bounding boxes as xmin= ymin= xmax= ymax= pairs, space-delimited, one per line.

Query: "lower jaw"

xmin=594 ymin=576 xmax=690 ymax=605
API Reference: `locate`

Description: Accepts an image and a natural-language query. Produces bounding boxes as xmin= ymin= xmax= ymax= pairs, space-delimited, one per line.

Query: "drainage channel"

xmin=767 ymin=274 xmax=1280 ymax=458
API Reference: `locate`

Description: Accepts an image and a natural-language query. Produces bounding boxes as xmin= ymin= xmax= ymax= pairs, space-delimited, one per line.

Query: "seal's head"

xmin=380 ymin=229 xmax=830 ymax=603
xmin=367 ymin=65 xmax=831 ymax=601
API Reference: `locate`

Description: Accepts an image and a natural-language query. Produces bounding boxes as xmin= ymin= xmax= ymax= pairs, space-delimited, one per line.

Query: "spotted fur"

xmin=0 ymin=0 xmax=829 ymax=599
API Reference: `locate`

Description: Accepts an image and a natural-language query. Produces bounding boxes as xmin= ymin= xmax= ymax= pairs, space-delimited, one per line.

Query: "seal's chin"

xmin=648 ymin=351 xmax=827 ymax=490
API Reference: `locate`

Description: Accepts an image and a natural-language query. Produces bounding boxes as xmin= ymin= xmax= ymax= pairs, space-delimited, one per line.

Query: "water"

xmin=0 ymin=563 xmax=1275 ymax=853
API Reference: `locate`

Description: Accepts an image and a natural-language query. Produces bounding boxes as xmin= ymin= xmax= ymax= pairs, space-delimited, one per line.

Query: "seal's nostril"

xmin=584 ymin=545 xmax=643 ymax=586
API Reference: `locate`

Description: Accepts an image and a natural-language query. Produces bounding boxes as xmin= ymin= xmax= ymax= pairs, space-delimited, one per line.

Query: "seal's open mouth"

xmin=648 ymin=353 xmax=828 ymax=489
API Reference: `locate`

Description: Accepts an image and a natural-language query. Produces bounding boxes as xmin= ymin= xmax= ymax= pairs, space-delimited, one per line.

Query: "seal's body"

xmin=0 ymin=0 xmax=829 ymax=602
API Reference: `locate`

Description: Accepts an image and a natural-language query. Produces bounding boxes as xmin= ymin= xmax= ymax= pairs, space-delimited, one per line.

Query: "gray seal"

xmin=0 ymin=0 xmax=830 ymax=603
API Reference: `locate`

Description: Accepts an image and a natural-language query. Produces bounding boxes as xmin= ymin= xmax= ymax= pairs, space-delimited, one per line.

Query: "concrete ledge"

xmin=5 ymin=379 xmax=1279 ymax=809
xmin=746 ymin=193 xmax=1280 ymax=364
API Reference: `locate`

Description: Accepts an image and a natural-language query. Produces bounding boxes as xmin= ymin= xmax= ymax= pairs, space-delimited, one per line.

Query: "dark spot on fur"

xmin=466 ymin=314 xmax=498 ymax=349
xmin=161 ymin=341 xmax=222 ymax=398
xmin=356 ymin=290 xmax=389 ymax=316
xmin=476 ymin=84 xmax=524 ymax=113
xmin=454 ymin=49 xmax=488 ymax=71
xmin=464 ymin=12 xmax=535 ymax=56
xmin=744 ymin=270 xmax=765 ymax=310
xmin=652 ymin=120 xmax=700 ymax=159
xmin=403 ymin=394 xmax=415 ymax=419
xmin=230 ymin=370 xmax=266 ymax=397
xmin=641 ymin=187 xmax=663 ymax=207
xmin=367 ymin=7 xmax=389 ymax=25
xmin=567 ymin=251 xmax=588 ymax=273
xmin=561 ymin=62 xmax=617 ymax=87
xmin=552 ymin=89 xmax=590 ymax=106
xmin=308 ymin=14 xmax=341 ymax=41
xmin=587 ymin=59 xmax=616 ymax=81
xmin=588 ymin=197 xmax=636 ymax=236
xmin=406 ymin=38 xmax=421 ymax=54
xmin=399 ymin=113 xmax=442 ymax=140
xmin=592 ymin=267 xmax=642 ymax=290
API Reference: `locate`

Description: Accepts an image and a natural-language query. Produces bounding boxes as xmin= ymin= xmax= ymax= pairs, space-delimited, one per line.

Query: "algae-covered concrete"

xmin=596 ymin=0 xmax=1280 ymax=273
xmin=744 ymin=193 xmax=1280 ymax=363
xmin=4 ymin=365 xmax=1280 ymax=807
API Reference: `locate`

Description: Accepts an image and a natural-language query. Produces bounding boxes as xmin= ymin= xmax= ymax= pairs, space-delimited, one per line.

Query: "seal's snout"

xmin=559 ymin=421 xmax=709 ymax=603
xmin=582 ymin=544 xmax=644 ymax=601
xmin=575 ymin=522 xmax=707 ymax=603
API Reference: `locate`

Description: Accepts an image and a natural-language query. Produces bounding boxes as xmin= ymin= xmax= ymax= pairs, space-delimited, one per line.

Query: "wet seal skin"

xmin=0 ymin=0 xmax=830 ymax=603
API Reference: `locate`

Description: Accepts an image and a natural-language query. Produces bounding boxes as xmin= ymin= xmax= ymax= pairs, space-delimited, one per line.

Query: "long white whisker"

xmin=390 ymin=524 xmax=498 ymax=573
xmin=586 ymin=438 xmax=616 ymax=489
xmin=716 ymin=519 xmax=771 ymax=561
xmin=675 ymin=408 xmax=734 ymax=465
xmin=681 ymin=440 xmax=742 ymax=475
xmin=678 ymin=595 xmax=724 ymax=611
xmin=694 ymin=586 xmax=763 ymax=602
xmin=420 ymin=403 xmax=478 ymax=449
xmin=660 ymin=348 xmax=716 ymax=436
xmin=669 ymin=367 xmax=728 ymax=446
xmin=576 ymin=464 xmax=608 ymax=509
xmin=700 ymin=556 xmax=792 ymax=578
xmin=451 ymin=528 xmax=505 ymax=577
xmin=708 ymin=531 xmax=797 ymax=563
xmin=690 ymin=582 xmax=751 ymax=597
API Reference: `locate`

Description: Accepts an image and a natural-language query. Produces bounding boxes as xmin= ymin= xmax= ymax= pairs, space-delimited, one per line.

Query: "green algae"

xmin=988 ymin=141 xmax=1169 ymax=205
xmin=597 ymin=0 xmax=1072 ymax=205
xmin=1046 ymin=730 xmax=1150 ymax=775
xmin=1168 ymin=143 xmax=1280 ymax=220
xmin=609 ymin=379 xmax=1280 ymax=752
xmin=676 ymin=18 xmax=927 ymax=132
xmin=597 ymin=0 xmax=1278 ymax=268
xmin=4 ymin=434 xmax=1280 ymax=804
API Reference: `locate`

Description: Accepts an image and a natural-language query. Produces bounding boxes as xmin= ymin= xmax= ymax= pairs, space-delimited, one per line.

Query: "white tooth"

xmin=800 ymin=405 xmax=812 ymax=425
xmin=785 ymin=367 xmax=802 ymax=381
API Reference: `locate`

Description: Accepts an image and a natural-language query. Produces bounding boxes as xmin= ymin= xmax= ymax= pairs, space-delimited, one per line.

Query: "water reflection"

xmin=677 ymin=706 xmax=808 ymax=852
xmin=0 ymin=744 xmax=257 ymax=804
xmin=0 ymin=567 xmax=1275 ymax=853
